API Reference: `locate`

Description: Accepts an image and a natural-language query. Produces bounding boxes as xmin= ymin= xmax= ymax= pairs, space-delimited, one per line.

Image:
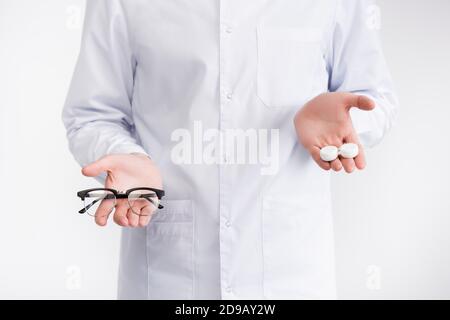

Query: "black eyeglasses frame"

xmin=77 ymin=187 xmax=165 ymax=214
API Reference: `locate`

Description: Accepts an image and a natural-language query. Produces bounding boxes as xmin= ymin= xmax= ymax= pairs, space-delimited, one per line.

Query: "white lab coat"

xmin=63 ymin=0 xmax=398 ymax=299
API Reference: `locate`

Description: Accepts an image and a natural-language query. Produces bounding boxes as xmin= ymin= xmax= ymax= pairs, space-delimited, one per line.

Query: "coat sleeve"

xmin=62 ymin=0 xmax=148 ymax=170
xmin=327 ymin=0 xmax=399 ymax=147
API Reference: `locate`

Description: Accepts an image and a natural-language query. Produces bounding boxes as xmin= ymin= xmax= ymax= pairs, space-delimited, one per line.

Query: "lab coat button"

xmin=226 ymin=93 xmax=233 ymax=100
xmin=225 ymin=220 xmax=231 ymax=228
xmin=226 ymin=27 xmax=233 ymax=34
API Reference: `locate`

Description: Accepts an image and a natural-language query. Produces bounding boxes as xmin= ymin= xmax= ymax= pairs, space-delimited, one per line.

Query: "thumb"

xmin=342 ymin=93 xmax=376 ymax=111
xmin=82 ymin=156 xmax=112 ymax=177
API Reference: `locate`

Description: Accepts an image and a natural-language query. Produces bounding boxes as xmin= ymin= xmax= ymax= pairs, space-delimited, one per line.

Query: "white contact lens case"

xmin=338 ymin=143 xmax=359 ymax=159
xmin=320 ymin=146 xmax=339 ymax=162
xmin=320 ymin=143 xmax=359 ymax=162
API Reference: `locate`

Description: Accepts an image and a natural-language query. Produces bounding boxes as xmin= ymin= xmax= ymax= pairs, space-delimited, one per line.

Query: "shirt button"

xmin=226 ymin=27 xmax=233 ymax=34
xmin=226 ymin=93 xmax=233 ymax=100
xmin=225 ymin=220 xmax=231 ymax=228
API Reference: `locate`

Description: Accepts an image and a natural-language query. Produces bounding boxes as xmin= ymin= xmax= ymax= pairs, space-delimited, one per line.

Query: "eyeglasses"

xmin=77 ymin=188 xmax=165 ymax=217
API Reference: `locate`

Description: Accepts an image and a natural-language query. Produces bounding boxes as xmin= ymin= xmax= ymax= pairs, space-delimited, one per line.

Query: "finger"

xmin=81 ymin=155 xmax=118 ymax=177
xmin=354 ymin=147 xmax=366 ymax=170
xmin=138 ymin=205 xmax=155 ymax=228
xmin=330 ymin=158 xmax=343 ymax=172
xmin=327 ymin=137 xmax=344 ymax=172
xmin=126 ymin=206 xmax=140 ymax=228
xmin=340 ymin=93 xmax=375 ymax=111
xmin=113 ymin=199 xmax=129 ymax=227
xmin=94 ymin=198 xmax=114 ymax=227
xmin=340 ymin=157 xmax=356 ymax=173
xmin=337 ymin=135 xmax=356 ymax=173
xmin=344 ymin=132 xmax=366 ymax=170
xmin=82 ymin=158 xmax=108 ymax=177
xmin=309 ymin=146 xmax=331 ymax=171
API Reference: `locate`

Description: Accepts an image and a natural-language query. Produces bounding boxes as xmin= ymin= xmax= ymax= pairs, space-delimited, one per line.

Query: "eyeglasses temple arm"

xmin=78 ymin=194 xmax=115 ymax=214
xmin=78 ymin=198 xmax=100 ymax=214
xmin=141 ymin=195 xmax=164 ymax=209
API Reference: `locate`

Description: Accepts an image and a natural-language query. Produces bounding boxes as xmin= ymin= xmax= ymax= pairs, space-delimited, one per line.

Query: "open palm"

xmin=82 ymin=153 xmax=163 ymax=227
xmin=294 ymin=92 xmax=375 ymax=173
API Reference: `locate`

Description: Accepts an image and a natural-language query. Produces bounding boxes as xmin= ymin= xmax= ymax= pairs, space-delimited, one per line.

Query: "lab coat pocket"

xmin=257 ymin=26 xmax=322 ymax=108
xmin=146 ymin=200 xmax=194 ymax=299
xmin=262 ymin=196 xmax=331 ymax=299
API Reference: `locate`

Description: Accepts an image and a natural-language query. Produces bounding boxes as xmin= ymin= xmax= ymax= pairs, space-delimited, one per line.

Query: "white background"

xmin=0 ymin=0 xmax=449 ymax=299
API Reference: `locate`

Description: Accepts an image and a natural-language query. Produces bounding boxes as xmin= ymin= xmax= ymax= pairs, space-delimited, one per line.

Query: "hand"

xmin=82 ymin=153 xmax=163 ymax=227
xmin=294 ymin=92 xmax=375 ymax=173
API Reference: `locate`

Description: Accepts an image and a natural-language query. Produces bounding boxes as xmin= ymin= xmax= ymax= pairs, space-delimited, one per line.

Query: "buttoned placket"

xmin=219 ymin=0 xmax=234 ymax=299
